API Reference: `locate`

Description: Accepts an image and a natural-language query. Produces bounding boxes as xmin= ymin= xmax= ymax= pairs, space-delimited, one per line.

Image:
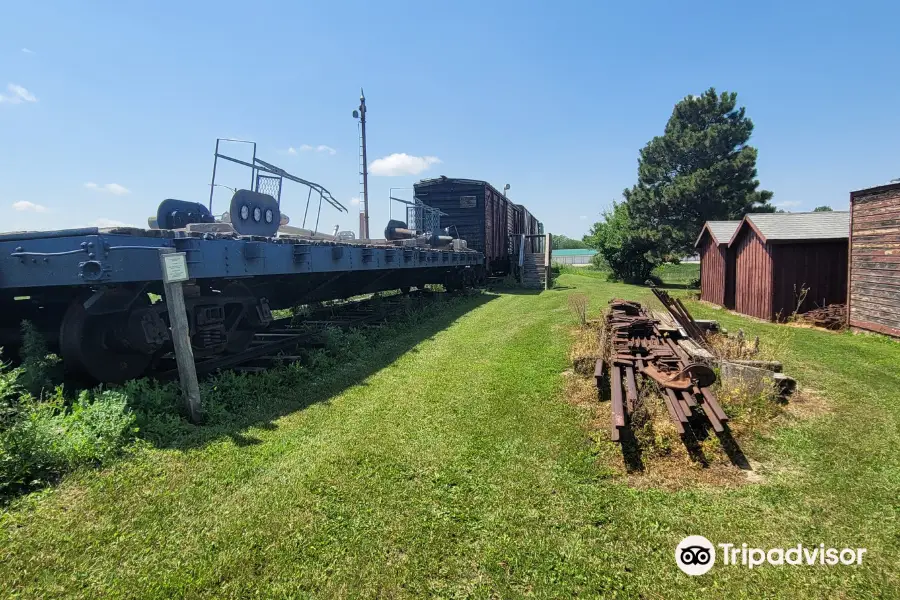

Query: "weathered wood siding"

xmin=849 ymin=185 xmax=900 ymax=337
xmin=734 ymin=226 xmax=773 ymax=320
xmin=699 ymin=235 xmax=727 ymax=306
xmin=771 ymin=242 xmax=848 ymax=320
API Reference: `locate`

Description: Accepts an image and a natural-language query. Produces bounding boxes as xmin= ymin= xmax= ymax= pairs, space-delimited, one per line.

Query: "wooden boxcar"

xmin=695 ymin=221 xmax=740 ymax=308
xmin=730 ymin=212 xmax=849 ymax=321
xmin=413 ymin=177 xmax=542 ymax=275
xmin=848 ymin=183 xmax=900 ymax=337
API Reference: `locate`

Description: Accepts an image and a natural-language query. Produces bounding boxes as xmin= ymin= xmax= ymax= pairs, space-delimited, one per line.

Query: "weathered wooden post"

xmin=158 ymin=248 xmax=203 ymax=423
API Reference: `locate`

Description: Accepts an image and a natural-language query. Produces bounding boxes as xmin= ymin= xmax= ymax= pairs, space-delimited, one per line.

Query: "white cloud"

xmin=21 ymin=48 xmax=34 ymax=54
xmin=369 ymin=153 xmax=441 ymax=176
xmin=12 ymin=200 xmax=48 ymax=213
xmin=93 ymin=218 xmax=131 ymax=228
xmin=350 ymin=197 xmax=360 ymax=205
xmin=0 ymin=83 xmax=38 ymax=104
xmin=291 ymin=144 xmax=336 ymax=155
xmin=85 ymin=182 xmax=131 ymax=195
xmin=775 ymin=200 xmax=802 ymax=208
xmin=579 ymin=215 xmax=587 ymax=220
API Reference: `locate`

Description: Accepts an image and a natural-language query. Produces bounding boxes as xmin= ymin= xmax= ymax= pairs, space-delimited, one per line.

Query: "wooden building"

xmin=729 ymin=212 xmax=850 ymax=321
xmin=848 ymin=183 xmax=900 ymax=337
xmin=695 ymin=221 xmax=740 ymax=308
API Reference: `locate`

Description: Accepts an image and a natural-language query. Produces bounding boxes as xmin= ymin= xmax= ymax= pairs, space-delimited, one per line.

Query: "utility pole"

xmin=353 ymin=89 xmax=370 ymax=240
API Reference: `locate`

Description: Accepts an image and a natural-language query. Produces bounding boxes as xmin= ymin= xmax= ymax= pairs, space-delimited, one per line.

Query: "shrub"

xmin=18 ymin=321 xmax=62 ymax=397
xmin=0 ymin=385 xmax=137 ymax=497
xmin=584 ymin=202 xmax=659 ymax=283
xmin=0 ymin=355 xmax=24 ymax=429
xmin=643 ymin=274 xmax=664 ymax=287
xmin=590 ymin=252 xmax=609 ymax=271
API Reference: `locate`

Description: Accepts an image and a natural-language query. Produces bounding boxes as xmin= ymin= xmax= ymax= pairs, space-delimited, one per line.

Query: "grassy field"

xmin=0 ymin=274 xmax=897 ymax=598
xmin=559 ymin=262 xmax=700 ymax=287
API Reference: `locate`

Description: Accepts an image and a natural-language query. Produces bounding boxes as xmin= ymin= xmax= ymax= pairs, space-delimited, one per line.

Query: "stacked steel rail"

xmin=650 ymin=287 xmax=711 ymax=349
xmin=596 ymin=299 xmax=728 ymax=442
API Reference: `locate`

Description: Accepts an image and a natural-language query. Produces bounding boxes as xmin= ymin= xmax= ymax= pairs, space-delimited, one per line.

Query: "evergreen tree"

xmin=624 ymin=88 xmax=774 ymax=261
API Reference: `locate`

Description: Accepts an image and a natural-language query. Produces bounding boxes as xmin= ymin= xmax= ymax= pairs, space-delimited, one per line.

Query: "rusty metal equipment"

xmin=596 ymin=299 xmax=729 ymax=442
xmin=798 ymin=304 xmax=847 ymax=330
xmin=651 ymin=287 xmax=711 ymax=348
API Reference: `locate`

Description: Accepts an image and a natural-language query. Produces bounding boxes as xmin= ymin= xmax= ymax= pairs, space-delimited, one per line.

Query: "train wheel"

xmin=59 ymin=291 xmax=153 ymax=383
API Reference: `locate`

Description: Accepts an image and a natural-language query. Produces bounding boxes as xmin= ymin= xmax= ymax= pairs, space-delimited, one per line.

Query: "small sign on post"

xmin=159 ymin=248 xmax=203 ymax=423
xmin=161 ymin=252 xmax=190 ymax=283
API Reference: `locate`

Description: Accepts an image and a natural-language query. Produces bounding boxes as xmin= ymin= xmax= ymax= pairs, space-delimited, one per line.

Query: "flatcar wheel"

xmin=59 ymin=292 xmax=152 ymax=383
xmin=221 ymin=282 xmax=257 ymax=354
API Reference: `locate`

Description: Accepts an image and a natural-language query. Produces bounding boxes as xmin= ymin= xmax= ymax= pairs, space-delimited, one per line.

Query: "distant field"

xmin=559 ymin=262 xmax=700 ymax=287
xmin=0 ymin=274 xmax=897 ymax=598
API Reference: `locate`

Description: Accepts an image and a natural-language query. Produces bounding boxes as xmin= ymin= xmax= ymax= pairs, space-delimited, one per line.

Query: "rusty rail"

xmin=597 ymin=298 xmax=728 ymax=441
xmin=650 ymin=287 xmax=711 ymax=349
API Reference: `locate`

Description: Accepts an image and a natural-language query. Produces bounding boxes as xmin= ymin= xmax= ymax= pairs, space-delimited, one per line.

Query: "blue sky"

xmin=2 ymin=1 xmax=899 ymax=238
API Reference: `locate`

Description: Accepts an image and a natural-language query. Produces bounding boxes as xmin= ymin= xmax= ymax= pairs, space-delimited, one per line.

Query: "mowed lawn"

xmin=1 ymin=274 xmax=898 ymax=598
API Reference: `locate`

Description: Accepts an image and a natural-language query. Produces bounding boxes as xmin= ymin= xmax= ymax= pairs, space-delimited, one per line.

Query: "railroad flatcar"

xmin=0 ymin=193 xmax=483 ymax=383
xmin=412 ymin=177 xmax=543 ymax=275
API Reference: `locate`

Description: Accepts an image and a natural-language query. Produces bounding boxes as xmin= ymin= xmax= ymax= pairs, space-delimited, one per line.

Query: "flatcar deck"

xmin=0 ymin=226 xmax=484 ymax=383
xmin=0 ymin=226 xmax=482 ymax=292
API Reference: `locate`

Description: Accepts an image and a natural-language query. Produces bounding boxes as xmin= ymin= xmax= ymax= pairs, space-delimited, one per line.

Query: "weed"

xmin=0 ymin=383 xmax=136 ymax=499
xmin=18 ymin=321 xmax=62 ymax=397
xmin=567 ymin=293 xmax=588 ymax=326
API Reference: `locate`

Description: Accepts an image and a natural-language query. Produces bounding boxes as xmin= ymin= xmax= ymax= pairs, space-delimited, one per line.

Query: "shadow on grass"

xmin=617 ymin=414 xmax=750 ymax=473
xmin=128 ymin=291 xmax=498 ymax=453
xmin=485 ymin=286 xmax=544 ymax=295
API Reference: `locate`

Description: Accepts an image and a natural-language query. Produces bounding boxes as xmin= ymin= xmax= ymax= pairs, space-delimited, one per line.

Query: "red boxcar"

xmin=413 ymin=177 xmax=542 ymax=275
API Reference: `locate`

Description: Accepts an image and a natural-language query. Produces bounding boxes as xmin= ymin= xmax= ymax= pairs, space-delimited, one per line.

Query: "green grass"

xmin=559 ymin=262 xmax=700 ymax=287
xmin=0 ymin=275 xmax=898 ymax=598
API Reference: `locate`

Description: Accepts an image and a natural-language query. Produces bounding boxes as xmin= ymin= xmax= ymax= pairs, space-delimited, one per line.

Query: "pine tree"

xmin=624 ymin=88 xmax=773 ymax=260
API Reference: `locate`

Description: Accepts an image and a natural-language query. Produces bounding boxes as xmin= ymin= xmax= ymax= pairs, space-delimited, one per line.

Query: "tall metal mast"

xmin=357 ymin=89 xmax=370 ymax=239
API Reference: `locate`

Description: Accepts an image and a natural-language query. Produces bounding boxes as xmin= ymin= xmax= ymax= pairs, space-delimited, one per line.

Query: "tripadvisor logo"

xmin=675 ymin=536 xmax=868 ymax=576
xmin=676 ymin=536 xmax=716 ymax=575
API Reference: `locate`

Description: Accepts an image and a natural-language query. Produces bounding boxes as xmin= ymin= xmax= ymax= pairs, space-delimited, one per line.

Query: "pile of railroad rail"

xmin=798 ymin=304 xmax=847 ymax=330
xmin=595 ymin=295 xmax=728 ymax=442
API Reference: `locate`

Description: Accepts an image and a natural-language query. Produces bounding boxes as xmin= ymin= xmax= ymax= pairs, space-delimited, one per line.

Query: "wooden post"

xmin=159 ymin=248 xmax=203 ymax=423
xmin=544 ymin=233 xmax=552 ymax=290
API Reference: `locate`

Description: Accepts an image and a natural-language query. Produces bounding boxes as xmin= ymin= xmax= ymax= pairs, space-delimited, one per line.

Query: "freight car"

xmin=0 ymin=189 xmax=483 ymax=384
xmin=412 ymin=177 xmax=543 ymax=275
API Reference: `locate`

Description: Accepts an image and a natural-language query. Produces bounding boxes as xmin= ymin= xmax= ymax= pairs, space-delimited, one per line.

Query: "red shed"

xmin=695 ymin=221 xmax=740 ymax=308
xmin=848 ymin=183 xmax=900 ymax=337
xmin=729 ymin=212 xmax=850 ymax=321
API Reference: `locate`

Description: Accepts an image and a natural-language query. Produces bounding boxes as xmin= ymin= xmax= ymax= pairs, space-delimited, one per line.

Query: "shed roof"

xmin=694 ymin=221 xmax=741 ymax=247
xmin=729 ymin=211 xmax=850 ymax=245
xmin=553 ymin=248 xmax=597 ymax=256
xmin=850 ymin=181 xmax=900 ymax=200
